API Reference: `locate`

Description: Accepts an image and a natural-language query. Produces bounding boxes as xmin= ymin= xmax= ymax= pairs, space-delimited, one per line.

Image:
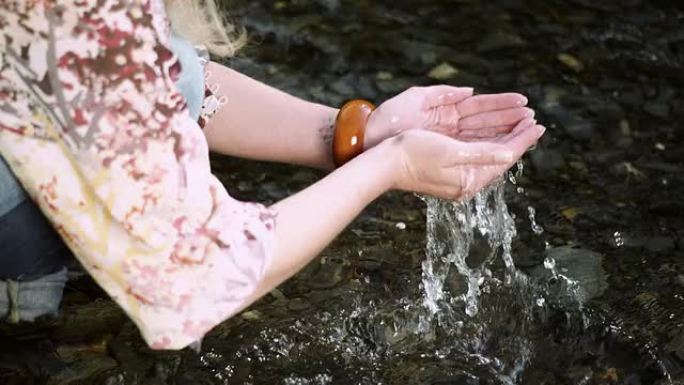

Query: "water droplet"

xmin=515 ymin=159 xmax=524 ymax=177
xmin=508 ymin=171 xmax=517 ymax=184
xmin=527 ymin=206 xmax=544 ymax=235
xmin=544 ymin=257 xmax=556 ymax=270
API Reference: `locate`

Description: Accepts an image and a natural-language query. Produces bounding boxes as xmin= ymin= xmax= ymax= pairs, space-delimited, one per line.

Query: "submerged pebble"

xmin=287 ymin=298 xmax=311 ymax=312
xmin=427 ymin=62 xmax=459 ymax=80
xmin=527 ymin=246 xmax=607 ymax=304
xmin=557 ymin=53 xmax=584 ymax=72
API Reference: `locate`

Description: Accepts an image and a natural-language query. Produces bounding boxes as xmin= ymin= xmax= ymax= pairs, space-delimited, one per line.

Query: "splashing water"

xmin=413 ymin=177 xmax=543 ymax=383
xmin=420 ymin=180 xmax=519 ymax=325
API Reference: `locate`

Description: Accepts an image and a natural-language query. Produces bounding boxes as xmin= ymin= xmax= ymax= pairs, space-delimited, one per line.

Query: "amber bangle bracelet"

xmin=332 ymin=99 xmax=376 ymax=168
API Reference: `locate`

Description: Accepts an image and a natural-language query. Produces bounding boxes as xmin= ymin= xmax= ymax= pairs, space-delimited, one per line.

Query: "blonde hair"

xmin=164 ymin=0 xmax=246 ymax=57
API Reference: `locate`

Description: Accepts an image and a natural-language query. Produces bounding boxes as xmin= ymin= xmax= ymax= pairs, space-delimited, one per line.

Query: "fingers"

xmin=437 ymin=117 xmax=544 ymax=201
xmin=491 ymin=118 xmax=533 ymax=143
xmin=421 ymin=86 xmax=474 ymax=110
xmin=424 ymin=105 xmax=461 ymax=131
xmin=440 ymin=164 xmax=501 ymax=200
xmin=458 ymin=107 xmax=535 ymax=131
xmin=456 ymin=93 xmax=528 ymax=118
xmin=452 ymin=118 xmax=544 ymax=166
xmin=496 ymin=118 xmax=545 ymax=156
xmin=446 ymin=142 xmax=515 ymax=166
xmin=457 ymin=125 xmax=515 ymax=139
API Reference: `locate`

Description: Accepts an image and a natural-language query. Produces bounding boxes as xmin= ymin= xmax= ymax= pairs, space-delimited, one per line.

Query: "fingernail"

xmin=495 ymin=151 xmax=514 ymax=163
xmin=537 ymin=125 xmax=546 ymax=138
xmin=517 ymin=96 xmax=528 ymax=106
xmin=524 ymin=108 xmax=535 ymax=118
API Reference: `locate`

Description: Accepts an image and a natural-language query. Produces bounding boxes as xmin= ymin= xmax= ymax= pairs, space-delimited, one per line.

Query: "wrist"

xmin=351 ymin=137 xmax=400 ymax=195
xmin=363 ymin=111 xmax=383 ymax=150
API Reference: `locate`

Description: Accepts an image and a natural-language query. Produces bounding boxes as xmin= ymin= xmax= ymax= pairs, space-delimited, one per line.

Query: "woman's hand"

xmin=364 ymin=86 xmax=534 ymax=149
xmin=387 ymin=117 xmax=544 ymax=201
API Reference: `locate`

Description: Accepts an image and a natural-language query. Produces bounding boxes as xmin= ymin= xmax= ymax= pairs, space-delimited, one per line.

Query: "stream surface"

xmin=1 ymin=0 xmax=683 ymax=384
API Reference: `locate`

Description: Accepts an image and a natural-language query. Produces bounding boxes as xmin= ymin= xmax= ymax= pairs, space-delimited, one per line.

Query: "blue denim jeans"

xmin=0 ymin=153 xmax=26 ymax=218
xmin=0 ymin=157 xmax=72 ymax=323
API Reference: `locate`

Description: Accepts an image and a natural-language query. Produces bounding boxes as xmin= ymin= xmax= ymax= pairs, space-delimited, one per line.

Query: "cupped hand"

xmin=388 ymin=117 xmax=544 ymax=201
xmin=365 ymin=85 xmax=533 ymax=149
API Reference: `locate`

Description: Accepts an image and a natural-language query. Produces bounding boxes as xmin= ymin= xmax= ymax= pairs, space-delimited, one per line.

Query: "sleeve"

xmin=0 ymin=1 xmax=276 ymax=349
xmin=198 ymin=57 xmax=228 ymax=129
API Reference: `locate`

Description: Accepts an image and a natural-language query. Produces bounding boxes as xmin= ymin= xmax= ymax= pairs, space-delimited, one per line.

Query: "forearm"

xmin=203 ymin=62 xmax=338 ymax=170
xmin=243 ymin=142 xmax=397 ymax=303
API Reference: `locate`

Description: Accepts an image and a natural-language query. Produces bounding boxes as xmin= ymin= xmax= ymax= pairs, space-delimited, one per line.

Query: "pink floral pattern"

xmin=0 ymin=0 xmax=276 ymax=349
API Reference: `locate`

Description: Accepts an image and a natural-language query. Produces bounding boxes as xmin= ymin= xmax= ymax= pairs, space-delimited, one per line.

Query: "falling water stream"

xmin=413 ymin=165 xmax=545 ymax=383
xmin=416 ymin=183 xmax=534 ymax=383
xmin=420 ymin=181 xmax=520 ymax=322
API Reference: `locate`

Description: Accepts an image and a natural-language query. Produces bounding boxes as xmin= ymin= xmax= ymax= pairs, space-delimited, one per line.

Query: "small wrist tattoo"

xmin=320 ymin=116 xmax=335 ymax=147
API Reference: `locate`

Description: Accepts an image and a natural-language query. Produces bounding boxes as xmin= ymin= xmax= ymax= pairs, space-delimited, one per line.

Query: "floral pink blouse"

xmin=0 ymin=0 xmax=276 ymax=349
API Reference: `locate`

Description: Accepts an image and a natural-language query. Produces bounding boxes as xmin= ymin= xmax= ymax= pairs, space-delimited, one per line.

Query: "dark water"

xmin=2 ymin=0 xmax=683 ymax=384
